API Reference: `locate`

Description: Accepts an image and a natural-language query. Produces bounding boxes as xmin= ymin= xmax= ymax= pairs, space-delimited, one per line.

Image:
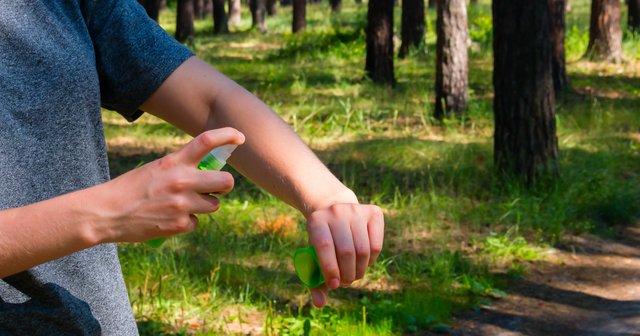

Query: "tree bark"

xmin=399 ymin=0 xmax=426 ymax=58
xmin=586 ymin=0 xmax=622 ymax=62
xmin=366 ymin=0 xmax=395 ymax=85
xmin=140 ymin=0 xmax=162 ymax=21
xmin=435 ymin=0 xmax=468 ymax=118
xmin=213 ymin=0 xmax=229 ymax=33
xmin=176 ymin=0 xmax=195 ymax=42
xmin=331 ymin=0 xmax=342 ymax=12
xmin=549 ymin=0 xmax=569 ymax=93
xmin=493 ymin=0 xmax=558 ymax=184
xmin=293 ymin=0 xmax=307 ymax=32
xmin=628 ymin=0 xmax=640 ymax=33
xmin=194 ymin=0 xmax=204 ymax=19
xmin=204 ymin=0 xmax=213 ymax=16
xmin=228 ymin=0 xmax=242 ymax=26
xmin=267 ymin=0 xmax=278 ymax=15
xmin=250 ymin=0 xmax=268 ymax=32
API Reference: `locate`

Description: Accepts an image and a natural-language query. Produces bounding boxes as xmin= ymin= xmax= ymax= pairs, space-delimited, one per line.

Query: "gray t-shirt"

xmin=0 ymin=1 xmax=192 ymax=334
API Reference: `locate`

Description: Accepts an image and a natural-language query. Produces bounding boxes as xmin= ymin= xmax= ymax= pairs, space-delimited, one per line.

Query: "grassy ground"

xmin=104 ymin=0 xmax=640 ymax=334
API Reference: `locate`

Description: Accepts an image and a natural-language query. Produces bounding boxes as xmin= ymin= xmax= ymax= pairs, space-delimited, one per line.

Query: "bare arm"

xmin=140 ymin=57 xmax=384 ymax=307
xmin=140 ymin=57 xmax=356 ymax=215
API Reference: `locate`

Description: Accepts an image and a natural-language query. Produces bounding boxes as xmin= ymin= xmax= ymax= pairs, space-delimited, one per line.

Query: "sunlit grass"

xmin=106 ymin=0 xmax=640 ymax=334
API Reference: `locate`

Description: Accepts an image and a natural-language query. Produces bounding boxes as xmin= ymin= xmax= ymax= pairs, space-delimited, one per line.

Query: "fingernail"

xmin=312 ymin=291 xmax=325 ymax=307
xmin=329 ymin=278 xmax=340 ymax=289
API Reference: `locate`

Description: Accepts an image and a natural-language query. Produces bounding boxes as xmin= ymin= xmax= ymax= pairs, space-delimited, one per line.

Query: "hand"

xmin=94 ymin=127 xmax=245 ymax=243
xmin=306 ymin=202 xmax=385 ymax=307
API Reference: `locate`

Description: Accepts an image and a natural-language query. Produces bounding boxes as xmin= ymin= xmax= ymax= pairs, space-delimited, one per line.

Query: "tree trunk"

xmin=267 ymin=0 xmax=278 ymax=15
xmin=629 ymin=0 xmax=640 ymax=33
xmin=399 ymin=0 xmax=426 ymax=58
xmin=141 ymin=0 xmax=162 ymax=21
xmin=549 ymin=0 xmax=569 ymax=94
xmin=281 ymin=0 xmax=292 ymax=6
xmin=428 ymin=0 xmax=436 ymax=8
xmin=204 ymin=0 xmax=213 ymax=16
xmin=493 ymin=0 xmax=558 ymax=184
xmin=435 ymin=0 xmax=468 ymax=118
xmin=228 ymin=0 xmax=242 ymax=26
xmin=213 ymin=0 xmax=229 ymax=33
xmin=194 ymin=0 xmax=204 ymax=18
xmin=176 ymin=0 xmax=195 ymax=42
xmin=331 ymin=0 xmax=342 ymax=12
xmin=293 ymin=0 xmax=307 ymax=32
xmin=586 ymin=0 xmax=622 ymax=62
xmin=250 ymin=0 xmax=268 ymax=32
xmin=366 ymin=0 xmax=395 ymax=85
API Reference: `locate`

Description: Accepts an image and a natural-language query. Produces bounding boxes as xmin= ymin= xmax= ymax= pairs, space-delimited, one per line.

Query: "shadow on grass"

xmin=453 ymin=277 xmax=640 ymax=336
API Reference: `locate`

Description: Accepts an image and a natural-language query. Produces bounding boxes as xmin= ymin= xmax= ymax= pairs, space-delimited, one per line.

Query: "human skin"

xmin=0 ymin=57 xmax=384 ymax=308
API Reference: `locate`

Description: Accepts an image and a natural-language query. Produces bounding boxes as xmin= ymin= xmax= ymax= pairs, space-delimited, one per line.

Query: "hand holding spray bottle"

xmin=146 ymin=144 xmax=238 ymax=247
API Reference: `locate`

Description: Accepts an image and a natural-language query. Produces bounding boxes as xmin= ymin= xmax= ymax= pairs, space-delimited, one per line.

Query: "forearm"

xmin=0 ymin=187 xmax=105 ymax=278
xmin=142 ymin=58 xmax=357 ymax=216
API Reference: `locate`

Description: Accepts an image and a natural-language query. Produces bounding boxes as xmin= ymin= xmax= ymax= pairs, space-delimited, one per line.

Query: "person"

xmin=0 ymin=1 xmax=384 ymax=335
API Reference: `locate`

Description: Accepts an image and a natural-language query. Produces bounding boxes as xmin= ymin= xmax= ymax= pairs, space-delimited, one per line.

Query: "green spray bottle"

xmin=293 ymin=246 xmax=325 ymax=288
xmin=147 ymin=144 xmax=238 ymax=247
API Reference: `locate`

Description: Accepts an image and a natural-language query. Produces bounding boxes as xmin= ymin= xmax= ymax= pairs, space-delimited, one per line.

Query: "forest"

xmin=104 ymin=0 xmax=640 ymax=334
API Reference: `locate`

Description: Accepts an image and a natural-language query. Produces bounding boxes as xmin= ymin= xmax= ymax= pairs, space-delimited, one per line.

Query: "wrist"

xmin=303 ymin=187 xmax=358 ymax=218
xmin=77 ymin=183 xmax=120 ymax=245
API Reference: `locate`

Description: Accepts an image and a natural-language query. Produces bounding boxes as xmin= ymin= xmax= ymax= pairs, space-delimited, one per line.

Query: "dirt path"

xmin=450 ymin=226 xmax=640 ymax=336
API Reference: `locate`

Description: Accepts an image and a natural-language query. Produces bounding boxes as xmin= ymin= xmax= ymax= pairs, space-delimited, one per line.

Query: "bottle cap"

xmin=293 ymin=246 xmax=325 ymax=288
xmin=210 ymin=144 xmax=237 ymax=164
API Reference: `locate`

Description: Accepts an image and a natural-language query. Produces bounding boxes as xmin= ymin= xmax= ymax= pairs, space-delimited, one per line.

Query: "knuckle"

xmin=198 ymin=131 xmax=216 ymax=148
xmin=370 ymin=205 xmax=382 ymax=216
xmin=311 ymin=237 xmax=333 ymax=250
xmin=356 ymin=246 xmax=370 ymax=259
xmin=370 ymin=243 xmax=383 ymax=255
xmin=337 ymin=247 xmax=355 ymax=258
xmin=328 ymin=203 xmax=341 ymax=214
xmin=173 ymin=217 xmax=192 ymax=232
xmin=169 ymin=196 xmax=189 ymax=212
xmin=157 ymin=155 xmax=177 ymax=169
xmin=168 ymin=176 xmax=190 ymax=192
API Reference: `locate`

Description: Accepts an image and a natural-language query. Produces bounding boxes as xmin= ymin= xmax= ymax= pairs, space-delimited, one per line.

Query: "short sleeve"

xmin=83 ymin=0 xmax=193 ymax=121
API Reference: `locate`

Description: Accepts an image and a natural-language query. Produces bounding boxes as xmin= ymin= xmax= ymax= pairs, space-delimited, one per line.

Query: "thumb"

xmin=311 ymin=285 xmax=328 ymax=308
xmin=175 ymin=127 xmax=244 ymax=166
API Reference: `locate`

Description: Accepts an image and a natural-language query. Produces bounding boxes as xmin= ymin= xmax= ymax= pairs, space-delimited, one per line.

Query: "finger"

xmin=350 ymin=218 xmax=370 ymax=280
xmin=188 ymin=194 xmax=220 ymax=214
xmin=311 ymin=286 xmax=328 ymax=308
xmin=307 ymin=217 xmax=341 ymax=290
xmin=367 ymin=205 xmax=385 ymax=265
xmin=328 ymin=219 xmax=356 ymax=286
xmin=189 ymin=171 xmax=235 ymax=195
xmin=175 ymin=128 xmax=245 ymax=166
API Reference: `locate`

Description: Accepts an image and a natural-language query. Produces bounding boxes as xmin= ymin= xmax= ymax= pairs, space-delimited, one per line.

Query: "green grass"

xmin=105 ymin=0 xmax=640 ymax=334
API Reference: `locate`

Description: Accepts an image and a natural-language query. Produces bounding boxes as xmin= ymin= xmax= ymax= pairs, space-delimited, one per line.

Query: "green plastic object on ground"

xmin=146 ymin=144 xmax=238 ymax=247
xmin=293 ymin=246 xmax=325 ymax=288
